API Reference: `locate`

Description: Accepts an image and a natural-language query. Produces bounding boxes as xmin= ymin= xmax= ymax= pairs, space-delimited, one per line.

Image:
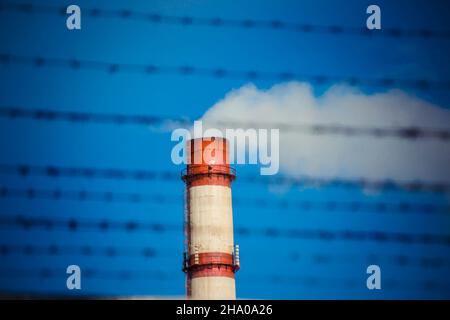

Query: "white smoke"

xmin=199 ymin=82 xmax=450 ymax=182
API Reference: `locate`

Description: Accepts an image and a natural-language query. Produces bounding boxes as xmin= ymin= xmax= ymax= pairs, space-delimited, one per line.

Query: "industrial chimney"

xmin=182 ymin=137 xmax=239 ymax=300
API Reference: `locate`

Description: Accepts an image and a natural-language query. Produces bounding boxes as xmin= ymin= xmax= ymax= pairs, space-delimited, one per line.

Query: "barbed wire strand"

xmin=0 ymin=268 xmax=448 ymax=293
xmin=1 ymin=107 xmax=449 ymax=141
xmin=1 ymin=164 xmax=449 ymax=194
xmin=0 ymin=243 xmax=158 ymax=259
xmin=0 ymin=267 xmax=167 ymax=281
xmin=1 ymin=2 xmax=449 ymax=39
xmin=0 ymin=164 xmax=450 ymax=195
xmin=1 ymin=54 xmax=449 ymax=91
xmin=0 ymin=185 xmax=448 ymax=215
xmin=0 ymin=243 xmax=448 ymax=269
xmin=1 ymin=214 xmax=449 ymax=246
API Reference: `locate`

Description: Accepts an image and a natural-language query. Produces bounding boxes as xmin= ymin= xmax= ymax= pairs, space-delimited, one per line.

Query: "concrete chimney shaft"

xmin=182 ymin=137 xmax=239 ymax=300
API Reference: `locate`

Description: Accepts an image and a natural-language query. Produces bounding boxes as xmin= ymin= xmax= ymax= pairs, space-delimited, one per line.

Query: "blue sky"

xmin=0 ymin=0 xmax=449 ymax=299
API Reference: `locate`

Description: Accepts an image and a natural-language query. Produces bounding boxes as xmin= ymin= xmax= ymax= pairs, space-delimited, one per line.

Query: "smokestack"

xmin=182 ymin=137 xmax=239 ymax=300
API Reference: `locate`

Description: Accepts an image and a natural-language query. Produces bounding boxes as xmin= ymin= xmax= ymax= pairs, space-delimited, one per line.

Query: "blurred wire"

xmin=0 ymin=214 xmax=178 ymax=233
xmin=1 ymin=214 xmax=449 ymax=246
xmin=1 ymin=2 xmax=449 ymax=39
xmin=1 ymin=107 xmax=450 ymax=140
xmin=0 ymin=268 xmax=448 ymax=294
xmin=1 ymin=164 xmax=449 ymax=193
xmin=0 ymin=185 xmax=448 ymax=214
xmin=0 ymin=244 xmax=158 ymax=259
xmin=248 ymin=275 xmax=450 ymax=293
xmin=288 ymin=252 xmax=450 ymax=269
xmin=0 ymin=267 xmax=167 ymax=280
xmin=1 ymin=54 xmax=449 ymax=91
xmin=1 ymin=243 xmax=449 ymax=269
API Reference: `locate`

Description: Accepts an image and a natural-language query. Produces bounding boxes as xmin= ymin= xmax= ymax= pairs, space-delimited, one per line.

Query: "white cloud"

xmin=199 ymin=82 xmax=450 ymax=182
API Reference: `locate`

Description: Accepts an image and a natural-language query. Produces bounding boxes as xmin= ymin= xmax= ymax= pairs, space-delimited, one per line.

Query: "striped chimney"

xmin=182 ymin=137 xmax=239 ymax=300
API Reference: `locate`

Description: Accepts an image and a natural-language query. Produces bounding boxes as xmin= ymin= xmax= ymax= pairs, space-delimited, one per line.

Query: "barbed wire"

xmin=0 ymin=268 xmax=448 ymax=293
xmin=1 ymin=107 xmax=450 ymax=141
xmin=0 ymin=267 xmax=167 ymax=280
xmin=0 ymin=214 xmax=179 ymax=233
xmin=248 ymin=275 xmax=450 ymax=293
xmin=1 ymin=214 xmax=449 ymax=246
xmin=288 ymin=252 xmax=450 ymax=269
xmin=0 ymin=185 xmax=181 ymax=205
xmin=1 ymin=2 xmax=449 ymax=39
xmin=1 ymin=54 xmax=449 ymax=91
xmin=0 ymin=185 xmax=448 ymax=215
xmin=0 ymin=244 xmax=158 ymax=259
xmin=0 ymin=243 xmax=449 ymax=269
xmin=1 ymin=164 xmax=449 ymax=194
xmin=0 ymin=106 xmax=183 ymax=127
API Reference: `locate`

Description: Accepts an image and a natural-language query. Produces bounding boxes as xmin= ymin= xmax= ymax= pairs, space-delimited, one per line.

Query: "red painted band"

xmin=186 ymin=164 xmax=233 ymax=176
xmin=189 ymin=265 xmax=236 ymax=279
xmin=182 ymin=164 xmax=235 ymax=187
xmin=187 ymin=252 xmax=234 ymax=266
xmin=184 ymin=252 xmax=239 ymax=278
xmin=186 ymin=174 xmax=233 ymax=187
